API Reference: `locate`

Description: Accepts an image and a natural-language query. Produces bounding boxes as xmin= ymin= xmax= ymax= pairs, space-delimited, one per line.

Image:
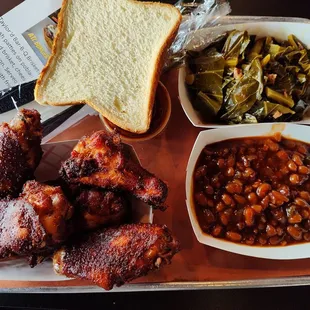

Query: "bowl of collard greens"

xmin=178 ymin=20 xmax=310 ymax=127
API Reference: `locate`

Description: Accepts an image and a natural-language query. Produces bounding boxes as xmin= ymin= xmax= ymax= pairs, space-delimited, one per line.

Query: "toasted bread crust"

xmin=34 ymin=0 xmax=181 ymax=134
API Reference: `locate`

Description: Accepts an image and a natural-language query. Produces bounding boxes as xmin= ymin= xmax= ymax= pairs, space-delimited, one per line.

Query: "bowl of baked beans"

xmin=186 ymin=123 xmax=310 ymax=259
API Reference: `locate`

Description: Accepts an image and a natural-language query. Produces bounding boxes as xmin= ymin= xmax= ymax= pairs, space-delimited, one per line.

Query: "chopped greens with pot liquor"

xmin=186 ymin=31 xmax=310 ymax=124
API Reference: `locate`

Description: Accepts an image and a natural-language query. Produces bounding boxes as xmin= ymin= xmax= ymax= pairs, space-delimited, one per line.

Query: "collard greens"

xmin=186 ymin=30 xmax=310 ymax=124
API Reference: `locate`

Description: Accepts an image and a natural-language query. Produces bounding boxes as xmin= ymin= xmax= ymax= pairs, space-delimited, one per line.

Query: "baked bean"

xmin=205 ymin=185 xmax=214 ymax=195
xmin=252 ymin=181 xmax=262 ymax=189
xmin=295 ymin=197 xmax=309 ymax=208
xmin=203 ymin=209 xmax=215 ymax=224
xmin=237 ymin=222 xmax=245 ymax=231
xmin=293 ymin=154 xmax=303 ymax=166
xmin=207 ymin=199 xmax=215 ymax=208
xmin=266 ymin=224 xmax=277 ymax=237
xmin=216 ymin=202 xmax=226 ymax=212
xmin=220 ymin=213 xmax=229 ymax=226
xmin=195 ymin=192 xmax=208 ymax=206
xmin=225 ymin=167 xmax=235 ymax=177
xmin=226 ymin=231 xmax=242 ymax=242
xmin=256 ymin=183 xmax=272 ymax=198
xmin=195 ymin=166 xmax=207 ymax=180
xmin=287 ymin=160 xmax=297 ymax=172
xmin=269 ymin=236 xmax=282 ymax=245
xmin=248 ymin=192 xmax=258 ymax=204
xmin=298 ymin=145 xmax=307 ymax=155
xmin=301 ymin=209 xmax=310 ymax=219
xmin=244 ymin=185 xmax=252 ymax=194
xmin=271 ymin=209 xmax=286 ymax=224
xmin=234 ymin=194 xmax=247 ymax=205
xmin=278 ymin=185 xmax=290 ymax=197
xmin=280 ymin=166 xmax=290 ymax=175
xmin=212 ymin=225 xmax=223 ymax=237
xmin=287 ymin=226 xmax=303 ymax=241
xmin=217 ymin=159 xmax=225 ymax=168
xmin=222 ymin=194 xmax=235 ymax=206
xmin=304 ymin=232 xmax=310 ymax=241
xmin=227 ymin=155 xmax=235 ymax=167
xmin=290 ymin=174 xmax=300 ymax=185
xmin=244 ymin=207 xmax=255 ymax=226
xmin=277 ymin=150 xmax=289 ymax=160
xmin=283 ymin=140 xmax=296 ymax=149
xmin=266 ymin=139 xmax=279 ymax=152
xmin=245 ymin=235 xmax=255 ymax=245
xmin=298 ymin=166 xmax=310 ymax=175
xmin=224 ymin=209 xmax=233 ymax=217
xmin=243 ymin=168 xmax=256 ymax=179
xmin=226 ymin=182 xmax=242 ymax=194
xmin=258 ymin=236 xmax=267 ymax=245
xmin=269 ymin=190 xmax=289 ymax=206
xmin=261 ymin=196 xmax=270 ymax=209
xmin=276 ymin=227 xmax=284 ymax=236
xmin=251 ymin=204 xmax=263 ymax=214
xmin=288 ymin=213 xmax=302 ymax=224
xmin=299 ymin=191 xmax=310 ymax=202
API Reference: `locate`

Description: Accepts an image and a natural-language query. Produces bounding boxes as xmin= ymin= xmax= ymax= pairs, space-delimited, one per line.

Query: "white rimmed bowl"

xmin=179 ymin=19 xmax=310 ymax=128
xmin=186 ymin=123 xmax=310 ymax=259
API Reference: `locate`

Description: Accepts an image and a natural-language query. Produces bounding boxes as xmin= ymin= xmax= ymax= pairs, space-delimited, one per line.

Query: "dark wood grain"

xmin=0 ymin=0 xmax=22 ymax=16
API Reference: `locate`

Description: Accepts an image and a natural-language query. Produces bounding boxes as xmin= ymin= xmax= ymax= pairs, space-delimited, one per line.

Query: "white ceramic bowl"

xmin=179 ymin=19 xmax=310 ymax=128
xmin=186 ymin=123 xmax=310 ymax=259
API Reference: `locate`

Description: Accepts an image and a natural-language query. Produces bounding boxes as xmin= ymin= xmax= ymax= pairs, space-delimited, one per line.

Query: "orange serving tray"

xmin=3 ymin=69 xmax=310 ymax=292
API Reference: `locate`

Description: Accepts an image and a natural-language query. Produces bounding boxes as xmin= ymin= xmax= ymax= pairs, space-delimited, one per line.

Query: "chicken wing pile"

xmin=0 ymin=111 xmax=180 ymax=290
xmin=0 ymin=109 xmax=42 ymax=197
xmin=0 ymin=181 xmax=73 ymax=263
xmin=60 ymin=131 xmax=168 ymax=208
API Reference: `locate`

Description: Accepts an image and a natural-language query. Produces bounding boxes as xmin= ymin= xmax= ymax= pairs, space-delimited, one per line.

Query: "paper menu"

xmin=0 ymin=0 xmax=62 ymax=91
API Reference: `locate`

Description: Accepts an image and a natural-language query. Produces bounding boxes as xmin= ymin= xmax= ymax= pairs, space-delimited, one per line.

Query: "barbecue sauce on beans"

xmin=193 ymin=133 xmax=310 ymax=246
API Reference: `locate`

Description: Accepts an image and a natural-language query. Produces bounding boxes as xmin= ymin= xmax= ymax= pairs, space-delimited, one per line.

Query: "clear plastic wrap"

xmin=0 ymin=81 xmax=97 ymax=139
xmin=166 ymin=0 xmax=231 ymax=69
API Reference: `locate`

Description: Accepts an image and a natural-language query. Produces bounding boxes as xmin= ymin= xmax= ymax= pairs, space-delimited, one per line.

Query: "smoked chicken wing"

xmin=0 ymin=181 xmax=73 ymax=262
xmin=65 ymin=184 xmax=129 ymax=231
xmin=0 ymin=109 xmax=42 ymax=197
xmin=60 ymin=131 xmax=168 ymax=208
xmin=53 ymin=223 xmax=180 ymax=290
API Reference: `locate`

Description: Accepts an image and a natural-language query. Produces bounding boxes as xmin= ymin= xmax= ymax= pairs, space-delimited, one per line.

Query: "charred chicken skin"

xmin=21 ymin=181 xmax=74 ymax=244
xmin=60 ymin=131 xmax=168 ymax=208
xmin=0 ymin=109 xmax=42 ymax=197
xmin=0 ymin=181 xmax=73 ymax=261
xmin=65 ymin=184 xmax=129 ymax=231
xmin=53 ymin=223 xmax=180 ymax=290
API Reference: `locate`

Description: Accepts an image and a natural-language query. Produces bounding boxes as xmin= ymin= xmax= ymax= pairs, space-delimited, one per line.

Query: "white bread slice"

xmin=35 ymin=0 xmax=181 ymax=133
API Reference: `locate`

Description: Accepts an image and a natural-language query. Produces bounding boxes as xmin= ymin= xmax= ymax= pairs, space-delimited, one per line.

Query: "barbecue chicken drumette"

xmin=0 ymin=109 xmax=42 ymax=197
xmin=64 ymin=184 xmax=129 ymax=231
xmin=0 ymin=181 xmax=73 ymax=263
xmin=60 ymin=131 xmax=168 ymax=208
xmin=53 ymin=223 xmax=180 ymax=290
